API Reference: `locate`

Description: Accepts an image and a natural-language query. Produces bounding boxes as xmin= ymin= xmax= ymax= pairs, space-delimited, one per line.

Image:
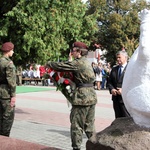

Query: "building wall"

xmin=87 ymin=50 xmax=106 ymax=64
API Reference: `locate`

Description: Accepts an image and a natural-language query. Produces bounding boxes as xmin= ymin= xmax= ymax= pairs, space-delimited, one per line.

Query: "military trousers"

xmin=70 ymin=104 xmax=96 ymax=149
xmin=0 ymin=99 xmax=15 ymax=136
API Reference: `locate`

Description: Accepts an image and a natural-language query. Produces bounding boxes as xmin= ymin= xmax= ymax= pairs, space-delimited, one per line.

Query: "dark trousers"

xmin=70 ymin=105 xmax=95 ymax=149
xmin=0 ymin=99 xmax=15 ymax=136
xmin=113 ymin=98 xmax=130 ymax=118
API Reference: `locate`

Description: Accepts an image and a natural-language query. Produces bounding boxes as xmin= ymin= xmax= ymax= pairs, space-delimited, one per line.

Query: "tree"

xmin=0 ymin=0 xmax=98 ymax=66
xmin=87 ymin=0 xmax=150 ymax=65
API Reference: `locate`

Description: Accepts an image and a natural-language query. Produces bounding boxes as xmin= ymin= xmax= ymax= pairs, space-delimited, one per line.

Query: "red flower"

xmin=60 ymin=72 xmax=64 ymax=77
xmin=55 ymin=74 xmax=60 ymax=82
xmin=49 ymin=68 xmax=75 ymax=103
xmin=64 ymin=79 xmax=70 ymax=85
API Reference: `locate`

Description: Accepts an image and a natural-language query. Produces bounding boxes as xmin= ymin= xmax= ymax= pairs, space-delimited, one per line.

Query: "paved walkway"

xmin=10 ymin=85 xmax=115 ymax=150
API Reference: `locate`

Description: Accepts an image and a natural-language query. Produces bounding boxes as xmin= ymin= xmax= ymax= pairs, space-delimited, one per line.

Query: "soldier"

xmin=46 ymin=42 xmax=97 ymax=150
xmin=0 ymin=42 xmax=16 ymax=136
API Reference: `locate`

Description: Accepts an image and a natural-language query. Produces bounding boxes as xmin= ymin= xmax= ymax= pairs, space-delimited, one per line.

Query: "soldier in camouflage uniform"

xmin=0 ymin=42 xmax=16 ymax=136
xmin=46 ymin=42 xmax=97 ymax=150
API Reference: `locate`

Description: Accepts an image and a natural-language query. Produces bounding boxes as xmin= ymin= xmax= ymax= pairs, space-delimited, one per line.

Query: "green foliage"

xmin=87 ymin=0 xmax=150 ymax=66
xmin=0 ymin=0 xmax=98 ymax=66
xmin=2 ymin=0 xmax=149 ymax=66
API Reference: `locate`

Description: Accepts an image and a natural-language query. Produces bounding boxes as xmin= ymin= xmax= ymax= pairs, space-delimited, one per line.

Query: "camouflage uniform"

xmin=47 ymin=56 xmax=97 ymax=149
xmin=0 ymin=56 xmax=16 ymax=136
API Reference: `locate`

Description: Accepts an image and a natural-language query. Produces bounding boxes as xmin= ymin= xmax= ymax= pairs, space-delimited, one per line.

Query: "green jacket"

xmin=47 ymin=56 xmax=97 ymax=105
xmin=0 ymin=56 xmax=16 ymax=99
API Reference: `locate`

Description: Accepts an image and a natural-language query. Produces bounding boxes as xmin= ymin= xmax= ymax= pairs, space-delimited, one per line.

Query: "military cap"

xmin=72 ymin=41 xmax=88 ymax=49
xmin=1 ymin=42 xmax=14 ymax=52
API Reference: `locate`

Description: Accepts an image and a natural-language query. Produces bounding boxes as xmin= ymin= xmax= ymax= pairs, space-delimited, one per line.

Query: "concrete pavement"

xmin=10 ymin=85 xmax=115 ymax=150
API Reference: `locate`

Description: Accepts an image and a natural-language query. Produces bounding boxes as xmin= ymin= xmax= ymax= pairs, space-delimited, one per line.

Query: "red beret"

xmin=73 ymin=42 xmax=88 ymax=49
xmin=1 ymin=42 xmax=14 ymax=52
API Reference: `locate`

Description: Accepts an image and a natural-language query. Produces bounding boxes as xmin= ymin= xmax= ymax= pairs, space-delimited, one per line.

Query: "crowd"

xmin=91 ymin=61 xmax=111 ymax=90
xmin=17 ymin=61 xmax=112 ymax=89
xmin=16 ymin=64 xmax=52 ymax=86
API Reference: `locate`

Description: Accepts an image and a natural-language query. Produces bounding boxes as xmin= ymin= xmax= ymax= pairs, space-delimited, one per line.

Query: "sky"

xmin=81 ymin=0 xmax=88 ymax=3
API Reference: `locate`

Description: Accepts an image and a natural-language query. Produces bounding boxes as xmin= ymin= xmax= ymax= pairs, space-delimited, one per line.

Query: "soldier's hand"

xmin=68 ymin=52 xmax=73 ymax=62
xmin=10 ymin=97 xmax=16 ymax=107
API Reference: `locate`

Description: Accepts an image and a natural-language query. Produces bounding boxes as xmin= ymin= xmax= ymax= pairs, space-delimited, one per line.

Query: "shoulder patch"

xmin=9 ymin=61 xmax=13 ymax=64
xmin=7 ymin=61 xmax=13 ymax=67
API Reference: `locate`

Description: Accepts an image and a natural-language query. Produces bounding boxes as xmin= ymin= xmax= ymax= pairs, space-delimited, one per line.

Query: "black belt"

xmin=0 ymin=81 xmax=8 ymax=84
xmin=77 ymin=83 xmax=93 ymax=88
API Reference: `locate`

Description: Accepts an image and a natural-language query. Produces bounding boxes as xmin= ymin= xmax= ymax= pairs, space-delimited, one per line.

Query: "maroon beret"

xmin=1 ymin=42 xmax=14 ymax=52
xmin=72 ymin=42 xmax=88 ymax=49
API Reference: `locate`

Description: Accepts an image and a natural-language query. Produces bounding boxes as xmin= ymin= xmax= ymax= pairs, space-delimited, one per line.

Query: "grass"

xmin=16 ymin=86 xmax=55 ymax=94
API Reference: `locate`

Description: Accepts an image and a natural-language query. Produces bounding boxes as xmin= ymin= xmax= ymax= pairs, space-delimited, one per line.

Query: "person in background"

xmin=91 ymin=62 xmax=97 ymax=88
xmin=95 ymin=62 xmax=102 ymax=90
xmin=101 ymin=64 xmax=111 ymax=89
xmin=46 ymin=41 xmax=97 ymax=150
xmin=27 ymin=64 xmax=34 ymax=85
xmin=45 ymin=67 xmax=52 ymax=86
xmin=39 ymin=65 xmax=48 ymax=86
xmin=39 ymin=65 xmax=46 ymax=79
xmin=33 ymin=65 xmax=40 ymax=85
xmin=0 ymin=42 xmax=16 ymax=136
xmin=105 ymin=62 xmax=111 ymax=89
xmin=108 ymin=50 xmax=130 ymax=118
xmin=22 ymin=68 xmax=29 ymax=85
xmin=16 ymin=65 xmax=22 ymax=86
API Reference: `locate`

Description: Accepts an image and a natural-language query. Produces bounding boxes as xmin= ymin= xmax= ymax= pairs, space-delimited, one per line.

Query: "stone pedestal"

xmin=86 ymin=117 xmax=150 ymax=150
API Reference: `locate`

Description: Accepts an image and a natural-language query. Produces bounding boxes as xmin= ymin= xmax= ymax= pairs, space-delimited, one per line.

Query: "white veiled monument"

xmin=122 ymin=9 xmax=150 ymax=128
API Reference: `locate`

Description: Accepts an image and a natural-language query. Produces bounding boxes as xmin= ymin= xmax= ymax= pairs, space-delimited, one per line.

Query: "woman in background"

xmin=95 ymin=62 xmax=102 ymax=90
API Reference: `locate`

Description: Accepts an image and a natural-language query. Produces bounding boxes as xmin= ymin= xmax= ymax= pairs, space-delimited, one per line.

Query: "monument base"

xmin=86 ymin=117 xmax=150 ymax=150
